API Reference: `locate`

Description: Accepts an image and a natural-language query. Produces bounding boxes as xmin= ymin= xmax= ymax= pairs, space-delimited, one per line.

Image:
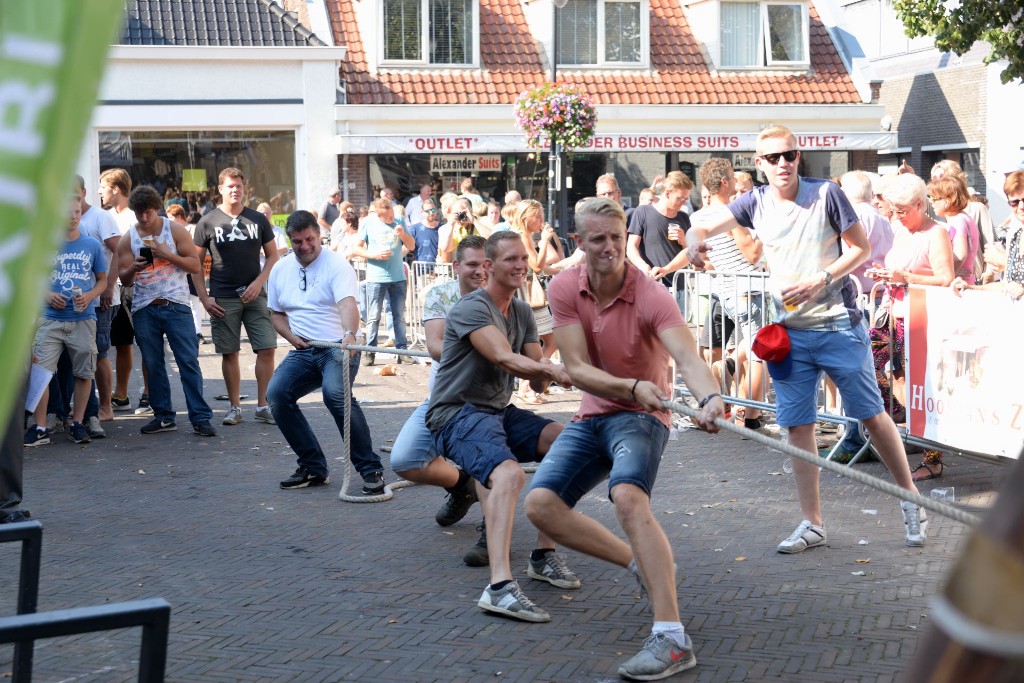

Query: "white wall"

xmin=77 ymin=46 xmax=345 ymax=213
xmin=985 ymin=62 xmax=1024 ymax=226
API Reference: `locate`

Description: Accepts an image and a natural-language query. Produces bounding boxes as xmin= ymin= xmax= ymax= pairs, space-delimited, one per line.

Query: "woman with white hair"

xmin=868 ymin=173 xmax=954 ymax=480
xmin=509 ymin=199 xmax=563 ymax=404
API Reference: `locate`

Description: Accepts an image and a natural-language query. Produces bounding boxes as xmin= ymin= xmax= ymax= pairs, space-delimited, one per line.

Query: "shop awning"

xmin=336 ymin=132 xmax=899 ymax=155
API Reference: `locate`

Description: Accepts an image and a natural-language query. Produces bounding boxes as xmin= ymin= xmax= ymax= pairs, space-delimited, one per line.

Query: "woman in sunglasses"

xmin=867 ymin=173 xmax=954 ymax=480
xmin=952 ymin=170 xmax=1024 ymax=301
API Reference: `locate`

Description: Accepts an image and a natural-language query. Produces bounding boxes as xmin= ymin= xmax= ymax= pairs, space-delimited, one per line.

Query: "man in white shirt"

xmin=98 ymin=168 xmax=150 ymax=415
xmin=404 ymin=184 xmax=432 ymax=227
xmin=266 ymin=210 xmax=387 ymax=495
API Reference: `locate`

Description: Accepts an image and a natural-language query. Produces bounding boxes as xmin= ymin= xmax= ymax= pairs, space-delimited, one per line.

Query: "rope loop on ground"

xmin=662 ymin=399 xmax=982 ymax=528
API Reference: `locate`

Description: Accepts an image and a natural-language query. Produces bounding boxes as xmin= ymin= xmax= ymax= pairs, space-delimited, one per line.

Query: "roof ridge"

xmin=256 ymin=0 xmax=328 ymax=46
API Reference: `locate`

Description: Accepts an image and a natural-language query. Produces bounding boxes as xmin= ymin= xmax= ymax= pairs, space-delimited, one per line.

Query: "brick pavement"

xmin=0 ymin=340 xmax=1006 ymax=682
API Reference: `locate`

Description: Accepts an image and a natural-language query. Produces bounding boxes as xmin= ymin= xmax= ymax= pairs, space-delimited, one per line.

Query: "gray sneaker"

xmin=254 ymin=406 xmax=276 ymax=424
xmin=222 ymin=406 xmax=243 ymax=426
xmin=900 ymin=500 xmax=928 ymax=547
xmin=84 ymin=416 xmax=106 ymax=439
xmin=618 ymin=632 xmax=697 ymax=681
xmin=527 ymin=551 xmax=580 ymax=589
xmin=776 ymin=520 xmax=827 ymax=554
xmin=478 ymin=580 xmax=550 ymax=622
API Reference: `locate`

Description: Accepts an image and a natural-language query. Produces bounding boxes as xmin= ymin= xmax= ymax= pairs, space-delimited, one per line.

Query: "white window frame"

xmin=379 ymin=0 xmax=480 ymax=68
xmin=718 ymin=0 xmax=810 ymax=69
xmin=556 ymin=0 xmax=650 ymax=69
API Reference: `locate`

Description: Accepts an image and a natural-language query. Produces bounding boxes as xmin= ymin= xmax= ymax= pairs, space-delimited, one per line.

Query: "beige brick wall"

xmin=879 ymin=64 xmax=988 ymax=193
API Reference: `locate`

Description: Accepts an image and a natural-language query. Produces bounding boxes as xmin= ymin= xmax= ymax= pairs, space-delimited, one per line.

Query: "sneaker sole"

xmin=88 ymin=432 xmax=106 ymax=439
xmin=254 ymin=416 xmax=276 ymax=424
xmin=527 ymin=566 xmax=581 ymax=589
xmin=25 ymin=439 xmax=50 ymax=447
xmin=477 ymin=598 xmax=550 ymax=623
xmin=69 ymin=436 xmax=91 ymax=444
xmin=777 ymin=539 xmax=827 ymax=554
xmin=141 ymin=425 xmax=177 ymax=434
xmin=280 ymin=478 xmax=330 ymax=490
xmin=618 ymin=654 xmax=697 ymax=681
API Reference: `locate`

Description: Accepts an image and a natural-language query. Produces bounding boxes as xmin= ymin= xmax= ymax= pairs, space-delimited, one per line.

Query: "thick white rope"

xmin=662 ymin=399 xmax=981 ymax=527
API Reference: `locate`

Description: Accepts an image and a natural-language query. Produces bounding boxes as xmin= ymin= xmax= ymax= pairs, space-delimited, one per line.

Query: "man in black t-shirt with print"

xmin=626 ymin=170 xmax=694 ymax=284
xmin=193 ymin=168 xmax=280 ymax=427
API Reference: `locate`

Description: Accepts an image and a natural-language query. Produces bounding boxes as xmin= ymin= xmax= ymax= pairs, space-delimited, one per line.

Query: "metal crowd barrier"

xmin=667 ymin=268 xmax=999 ymax=466
xmin=347 ymin=260 xmax=454 ymax=348
xmin=0 ymin=521 xmax=171 ymax=681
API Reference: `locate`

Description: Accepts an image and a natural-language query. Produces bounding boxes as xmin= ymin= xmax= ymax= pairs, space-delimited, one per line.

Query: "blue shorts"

xmin=529 ymin=411 xmax=668 ymax=507
xmin=432 ymin=403 xmax=554 ymax=488
xmin=773 ymin=322 xmax=884 ymax=427
xmin=390 ymin=400 xmax=439 ymax=473
xmin=95 ymin=305 xmax=114 ymax=360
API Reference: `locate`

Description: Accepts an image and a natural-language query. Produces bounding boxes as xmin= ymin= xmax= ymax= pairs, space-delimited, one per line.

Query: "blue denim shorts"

xmin=773 ymin=322 xmax=884 ymax=427
xmin=389 ymin=400 xmax=438 ymax=473
xmin=432 ymin=403 xmax=554 ymax=488
xmin=529 ymin=411 xmax=668 ymax=507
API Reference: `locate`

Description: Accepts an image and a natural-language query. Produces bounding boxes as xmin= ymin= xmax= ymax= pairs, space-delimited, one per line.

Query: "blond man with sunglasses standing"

xmin=193 ymin=168 xmax=280 ymax=427
xmin=687 ymin=126 xmax=927 ymax=554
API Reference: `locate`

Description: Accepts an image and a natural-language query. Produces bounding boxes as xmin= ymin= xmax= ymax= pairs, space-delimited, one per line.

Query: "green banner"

xmin=0 ymin=3 xmax=124 ymax=429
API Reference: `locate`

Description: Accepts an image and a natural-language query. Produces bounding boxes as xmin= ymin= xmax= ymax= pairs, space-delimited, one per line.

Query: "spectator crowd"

xmin=6 ymin=133 xmax=1023 ymax=681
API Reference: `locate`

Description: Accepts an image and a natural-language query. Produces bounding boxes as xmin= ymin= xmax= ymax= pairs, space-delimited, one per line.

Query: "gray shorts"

xmin=34 ymin=318 xmax=97 ymax=379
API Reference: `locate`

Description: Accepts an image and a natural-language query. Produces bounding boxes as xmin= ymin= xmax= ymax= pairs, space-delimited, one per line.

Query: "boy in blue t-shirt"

xmin=25 ymin=196 xmax=108 ymax=446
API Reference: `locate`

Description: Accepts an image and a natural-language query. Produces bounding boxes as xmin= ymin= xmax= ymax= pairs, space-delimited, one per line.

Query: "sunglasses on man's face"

xmin=424 ymin=208 xmax=438 ymax=214
xmin=760 ymin=150 xmax=799 ymax=165
xmin=1009 ymin=197 xmax=1024 ymax=208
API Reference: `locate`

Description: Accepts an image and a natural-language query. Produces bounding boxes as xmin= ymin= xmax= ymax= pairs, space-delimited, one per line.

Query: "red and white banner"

xmin=339 ymin=131 xmax=899 ymax=155
xmin=905 ymin=285 xmax=1024 ymax=459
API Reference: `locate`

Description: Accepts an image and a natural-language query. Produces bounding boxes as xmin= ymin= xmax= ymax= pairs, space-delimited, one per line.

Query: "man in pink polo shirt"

xmin=525 ymin=197 xmax=724 ymax=681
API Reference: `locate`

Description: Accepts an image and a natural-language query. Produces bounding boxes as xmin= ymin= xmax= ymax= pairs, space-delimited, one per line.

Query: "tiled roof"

xmin=328 ymin=0 xmax=860 ymax=105
xmin=119 ymin=0 xmax=327 ymax=47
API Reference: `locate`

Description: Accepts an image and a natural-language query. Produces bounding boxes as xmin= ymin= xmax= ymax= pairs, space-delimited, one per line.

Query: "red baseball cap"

xmin=751 ymin=323 xmax=793 ymax=380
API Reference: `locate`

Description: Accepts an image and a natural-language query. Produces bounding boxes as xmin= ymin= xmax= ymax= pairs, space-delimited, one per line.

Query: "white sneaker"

xmin=777 ymin=520 xmax=827 ymax=554
xmin=900 ymin=500 xmax=927 ymax=547
xmin=222 ymin=406 xmax=243 ymax=425
xmin=254 ymin=406 xmax=276 ymax=424
xmin=84 ymin=416 xmax=106 ymax=439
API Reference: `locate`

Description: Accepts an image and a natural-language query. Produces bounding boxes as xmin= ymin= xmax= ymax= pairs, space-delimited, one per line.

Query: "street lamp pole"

xmin=548 ymin=0 xmax=567 ymax=233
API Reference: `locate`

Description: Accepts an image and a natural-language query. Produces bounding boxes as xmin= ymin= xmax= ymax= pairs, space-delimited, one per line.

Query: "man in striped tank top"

xmin=117 ymin=187 xmax=216 ymax=438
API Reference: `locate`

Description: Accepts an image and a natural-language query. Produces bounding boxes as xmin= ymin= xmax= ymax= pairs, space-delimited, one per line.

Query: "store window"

xmin=382 ymin=0 xmax=476 ymax=65
xmin=557 ymin=0 xmax=646 ymax=66
xmin=98 ymin=130 xmax=296 ymax=212
xmin=720 ymin=1 xmax=809 ymax=68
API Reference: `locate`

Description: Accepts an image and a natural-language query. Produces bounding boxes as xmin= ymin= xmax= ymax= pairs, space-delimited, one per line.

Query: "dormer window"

xmin=382 ymin=0 xmax=477 ymax=66
xmin=557 ymin=0 xmax=648 ymax=67
xmin=720 ymin=1 xmax=809 ymax=67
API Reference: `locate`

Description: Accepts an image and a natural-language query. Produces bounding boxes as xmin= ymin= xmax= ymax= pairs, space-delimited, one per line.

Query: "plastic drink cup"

xmin=70 ymin=286 xmax=84 ymax=312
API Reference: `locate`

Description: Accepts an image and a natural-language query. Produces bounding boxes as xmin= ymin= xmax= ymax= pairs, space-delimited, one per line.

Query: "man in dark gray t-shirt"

xmin=426 ymin=232 xmax=575 ymax=624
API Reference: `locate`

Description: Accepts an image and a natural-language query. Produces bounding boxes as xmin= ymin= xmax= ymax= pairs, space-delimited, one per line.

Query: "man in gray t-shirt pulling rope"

xmin=426 ymin=232 xmax=574 ymax=624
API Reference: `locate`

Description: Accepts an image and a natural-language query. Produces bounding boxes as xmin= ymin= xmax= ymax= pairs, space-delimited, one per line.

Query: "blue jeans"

xmin=267 ymin=346 xmax=383 ymax=478
xmin=364 ymin=280 xmax=408 ymax=349
xmin=530 ymin=411 xmax=668 ymax=506
xmin=47 ymin=349 xmax=99 ymax=421
xmin=132 ymin=301 xmax=213 ymax=425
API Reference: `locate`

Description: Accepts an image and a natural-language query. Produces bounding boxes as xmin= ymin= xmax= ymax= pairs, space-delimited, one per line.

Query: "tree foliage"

xmin=894 ymin=0 xmax=1024 ymax=83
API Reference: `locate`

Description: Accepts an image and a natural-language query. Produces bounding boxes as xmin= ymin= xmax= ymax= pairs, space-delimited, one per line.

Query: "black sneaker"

xmin=111 ymin=395 xmax=132 ymax=412
xmin=0 ymin=510 xmax=30 ymax=524
xmin=24 ymin=426 xmax=49 ymax=447
xmin=361 ymin=471 xmax=385 ymax=495
xmin=363 ymin=352 xmax=375 ymax=367
xmin=192 ymin=421 xmax=217 ymax=437
xmin=463 ymin=522 xmax=489 ymax=567
xmin=280 ymin=467 xmax=330 ymax=489
xmin=140 ymin=418 xmax=177 ymax=434
xmin=435 ymin=480 xmax=478 ymax=527
xmin=67 ymin=421 xmax=91 ymax=444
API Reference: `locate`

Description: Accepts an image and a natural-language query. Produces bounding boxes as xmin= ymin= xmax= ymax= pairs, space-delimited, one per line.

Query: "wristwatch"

xmin=821 ymin=270 xmax=834 ymax=287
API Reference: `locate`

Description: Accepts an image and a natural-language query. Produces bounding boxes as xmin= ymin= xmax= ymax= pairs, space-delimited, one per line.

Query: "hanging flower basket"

xmin=513 ymin=83 xmax=597 ymax=151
